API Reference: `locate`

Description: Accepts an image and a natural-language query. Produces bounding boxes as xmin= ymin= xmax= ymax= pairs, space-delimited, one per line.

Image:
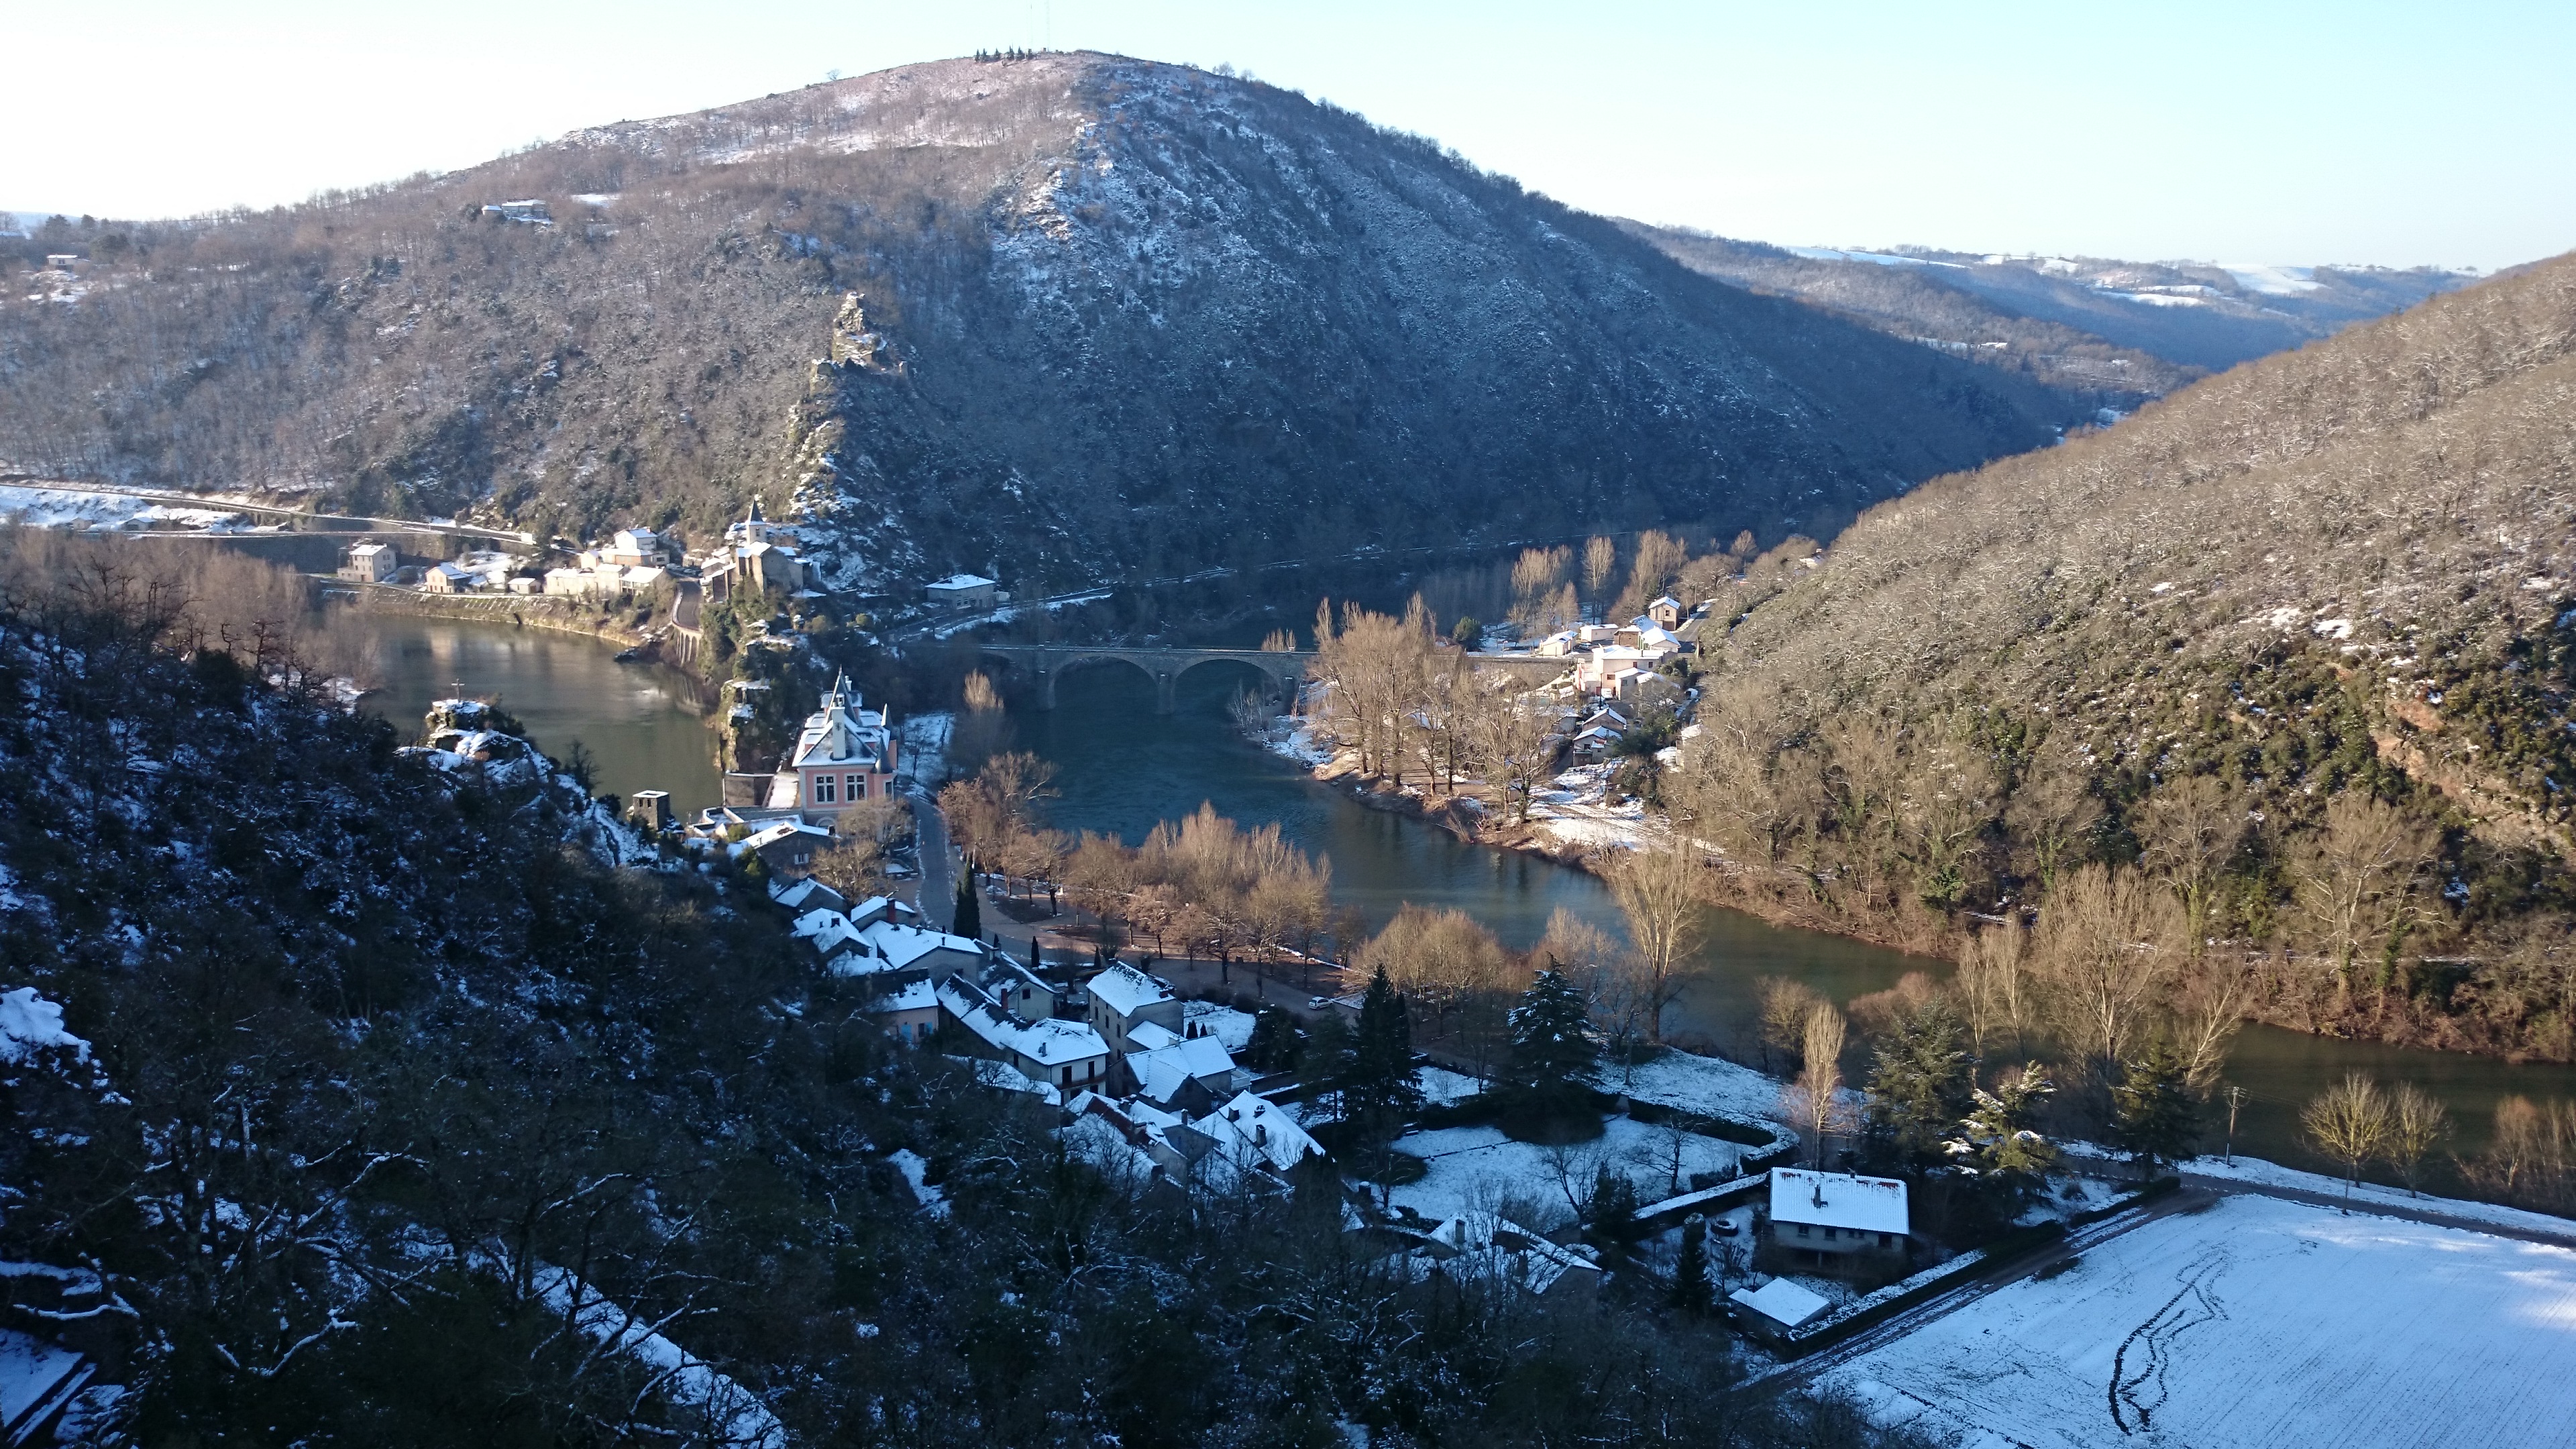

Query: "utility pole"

xmin=2224 ymin=1084 xmax=2247 ymax=1166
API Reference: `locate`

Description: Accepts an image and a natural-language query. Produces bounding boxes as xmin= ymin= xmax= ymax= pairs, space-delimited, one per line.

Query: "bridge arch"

xmin=977 ymin=645 xmax=1312 ymax=715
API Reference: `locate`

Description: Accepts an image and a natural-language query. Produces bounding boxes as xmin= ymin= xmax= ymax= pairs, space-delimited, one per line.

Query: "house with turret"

xmin=782 ymin=673 xmax=897 ymax=815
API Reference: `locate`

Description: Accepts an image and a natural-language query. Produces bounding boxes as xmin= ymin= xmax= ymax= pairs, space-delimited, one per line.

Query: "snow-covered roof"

xmin=869 ymin=979 xmax=937 ymax=1014
xmin=1087 ymin=962 xmax=1173 ymax=1018
xmin=1125 ymin=1036 xmax=1237 ymax=1104
xmin=1193 ymin=1091 xmax=1320 ymax=1175
xmin=790 ymin=907 xmax=851 ymax=940
xmin=859 ymin=920 xmax=979 ymax=971
xmin=1649 ymin=594 xmax=1682 ymax=610
xmin=790 ymin=673 xmax=891 ymax=771
xmin=1128 ymin=1020 xmax=1182 ymax=1052
xmin=928 ymin=573 xmax=998 ymax=590
xmin=1730 ymin=1277 xmax=1831 ymax=1330
xmin=744 ymin=821 xmax=830 ymax=851
xmin=937 ymin=979 xmax=1107 ymax=1069
xmin=1770 ymin=1169 xmax=1910 ymax=1235
xmin=769 ymin=876 xmax=848 ymax=914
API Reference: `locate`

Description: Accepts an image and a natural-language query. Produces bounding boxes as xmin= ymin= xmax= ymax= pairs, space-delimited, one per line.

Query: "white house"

xmin=925 ymin=574 xmax=1000 ymax=610
xmin=938 ymin=976 xmax=1111 ymax=1093
xmin=604 ymin=527 xmax=672 ymax=568
xmin=1087 ymin=963 xmax=1183 ymax=1055
xmin=1648 ymin=595 xmax=1684 ymax=630
xmin=1123 ymin=1024 xmax=1239 ymax=1114
xmin=784 ymin=674 xmax=898 ymax=816
xmin=1188 ymin=1091 xmax=1323 ymax=1191
xmin=1766 ymin=1168 xmax=1911 ymax=1272
xmin=421 ymin=561 xmax=477 ymax=594
xmin=868 ymin=978 xmax=941 ymax=1044
xmin=338 ymin=541 xmax=396 ymax=583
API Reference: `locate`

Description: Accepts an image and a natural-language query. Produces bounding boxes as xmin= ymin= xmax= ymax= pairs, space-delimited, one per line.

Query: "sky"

xmin=5 ymin=0 xmax=2570 ymax=270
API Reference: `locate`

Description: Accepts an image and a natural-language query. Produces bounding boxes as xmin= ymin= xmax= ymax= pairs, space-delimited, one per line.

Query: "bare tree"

xmin=1780 ymin=1002 xmax=1851 ymax=1167
xmin=1756 ymin=977 xmax=1827 ymax=1076
xmin=1952 ymin=925 xmax=2034 ymax=1061
xmin=2139 ymin=775 xmax=2245 ymax=960
xmin=1582 ymin=535 xmax=1617 ymax=612
xmin=2383 ymin=1082 xmax=2449 ymax=1198
xmin=2292 ymin=794 xmax=2434 ymax=1007
xmin=1606 ymin=842 xmax=1706 ymax=1045
xmin=2033 ymin=863 xmax=2183 ymax=1079
xmin=2302 ymin=1073 xmax=2390 ymax=1204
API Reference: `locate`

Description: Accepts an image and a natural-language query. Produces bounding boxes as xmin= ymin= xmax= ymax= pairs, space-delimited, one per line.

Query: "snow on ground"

xmin=1182 ymin=1000 xmax=1256 ymax=1051
xmin=1416 ymin=1066 xmax=1487 ymax=1107
xmin=1252 ymin=710 xmax=1340 ymax=768
xmin=1597 ymin=1048 xmax=1786 ymax=1128
xmin=1825 ymin=1193 xmax=2576 ymax=1449
xmin=1528 ymin=763 xmax=1651 ymax=851
xmin=898 ymin=712 xmax=953 ymax=790
xmin=887 ymin=1148 xmax=949 ymax=1219
xmin=1388 ymin=1118 xmax=1741 ymax=1232
xmin=2170 ymin=1149 xmax=2576 ymax=1239
xmin=0 ymin=483 xmax=250 ymax=531
xmin=2219 ymin=262 xmax=2321 ymax=295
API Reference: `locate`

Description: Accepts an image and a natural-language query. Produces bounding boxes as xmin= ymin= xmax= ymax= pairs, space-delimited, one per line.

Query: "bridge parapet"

xmin=975 ymin=644 xmax=1570 ymax=713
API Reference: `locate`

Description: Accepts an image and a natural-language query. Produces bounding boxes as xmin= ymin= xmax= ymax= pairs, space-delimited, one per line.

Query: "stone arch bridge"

xmin=977 ymin=645 xmax=1311 ymax=714
xmin=975 ymin=645 xmax=1572 ymax=714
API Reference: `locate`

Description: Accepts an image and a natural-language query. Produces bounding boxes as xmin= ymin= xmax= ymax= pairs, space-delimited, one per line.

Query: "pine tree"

xmin=1503 ymin=966 xmax=1597 ymax=1115
xmin=1946 ymin=1063 xmax=2058 ymax=1226
xmin=1590 ymin=1161 xmax=1640 ymax=1245
xmin=1342 ymin=965 xmax=1423 ymax=1142
xmin=1244 ymin=1005 xmax=1301 ymax=1073
xmin=1300 ymin=1010 xmax=1356 ymax=1124
xmin=1862 ymin=1000 xmax=1974 ymax=1176
xmin=2110 ymin=1038 xmax=2201 ymax=1171
xmin=951 ymin=875 xmax=982 ymax=942
xmin=1670 ymin=1213 xmax=1713 ymax=1314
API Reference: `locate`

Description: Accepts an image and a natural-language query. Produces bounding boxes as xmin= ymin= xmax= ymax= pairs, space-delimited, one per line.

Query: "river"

xmin=349 ymin=616 xmax=2576 ymax=1183
xmin=349 ymin=613 xmax=722 ymax=814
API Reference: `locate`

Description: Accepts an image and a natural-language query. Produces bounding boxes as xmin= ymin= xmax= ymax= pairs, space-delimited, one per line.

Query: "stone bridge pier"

xmin=977 ymin=645 xmax=1311 ymax=715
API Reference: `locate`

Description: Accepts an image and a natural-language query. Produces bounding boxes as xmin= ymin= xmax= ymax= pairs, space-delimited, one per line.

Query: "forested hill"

xmin=1684 ymin=252 xmax=2576 ymax=1051
xmin=0 ymin=52 xmax=2079 ymax=592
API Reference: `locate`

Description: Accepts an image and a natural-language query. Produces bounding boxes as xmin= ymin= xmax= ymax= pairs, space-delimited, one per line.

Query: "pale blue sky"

xmin=6 ymin=1 xmax=2569 ymax=269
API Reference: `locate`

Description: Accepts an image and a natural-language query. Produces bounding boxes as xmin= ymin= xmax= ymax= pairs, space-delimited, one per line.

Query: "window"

xmin=1061 ymin=1065 xmax=1073 ymax=1085
xmin=1824 ymin=1227 xmax=1838 ymax=1241
xmin=813 ymin=775 xmax=836 ymax=804
xmin=1796 ymin=1224 xmax=1811 ymax=1238
xmin=845 ymin=773 xmax=866 ymax=799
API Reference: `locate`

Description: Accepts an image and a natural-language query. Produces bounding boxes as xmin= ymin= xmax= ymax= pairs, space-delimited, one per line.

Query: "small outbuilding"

xmin=925 ymin=574 xmax=1000 ymax=610
xmin=1727 ymin=1277 xmax=1833 ymax=1341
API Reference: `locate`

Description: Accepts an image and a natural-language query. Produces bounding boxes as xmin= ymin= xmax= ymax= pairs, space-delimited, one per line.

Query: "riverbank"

xmin=329 ymin=580 xmax=663 ymax=652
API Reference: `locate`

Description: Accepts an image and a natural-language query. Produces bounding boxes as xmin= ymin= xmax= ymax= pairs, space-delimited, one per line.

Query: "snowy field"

xmin=1824 ymin=1194 xmax=2576 ymax=1449
xmin=0 ymin=482 xmax=250 ymax=531
xmin=1388 ymin=1118 xmax=1741 ymax=1231
xmin=1597 ymin=1048 xmax=1788 ymax=1127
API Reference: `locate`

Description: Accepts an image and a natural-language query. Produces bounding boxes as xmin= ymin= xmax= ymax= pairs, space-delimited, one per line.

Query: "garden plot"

xmin=1388 ymin=1118 xmax=1740 ymax=1231
xmin=1822 ymin=1193 xmax=2576 ymax=1449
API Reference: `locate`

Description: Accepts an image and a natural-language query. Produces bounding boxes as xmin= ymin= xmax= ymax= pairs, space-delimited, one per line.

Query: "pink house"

xmin=790 ymin=674 xmax=897 ymax=814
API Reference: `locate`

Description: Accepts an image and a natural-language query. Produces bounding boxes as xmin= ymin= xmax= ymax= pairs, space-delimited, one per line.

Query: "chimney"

xmin=1811 ymin=1179 xmax=1825 ymax=1210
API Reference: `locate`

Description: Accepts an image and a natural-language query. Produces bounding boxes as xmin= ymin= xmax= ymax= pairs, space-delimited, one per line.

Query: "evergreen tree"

xmin=951 ymin=875 xmax=982 ymax=941
xmin=2110 ymin=1038 xmax=2200 ymax=1170
xmin=1300 ymin=1009 xmax=1356 ymax=1124
xmin=1862 ymin=1000 xmax=1974 ymax=1177
xmin=1589 ymin=1161 xmax=1640 ymax=1245
xmin=1946 ymin=1063 xmax=2058 ymax=1225
xmin=1342 ymin=965 xmax=1423 ymax=1142
xmin=1503 ymin=966 xmax=1597 ymax=1114
xmin=1243 ymin=1004 xmax=1302 ymax=1073
xmin=1671 ymin=1213 xmax=1713 ymax=1315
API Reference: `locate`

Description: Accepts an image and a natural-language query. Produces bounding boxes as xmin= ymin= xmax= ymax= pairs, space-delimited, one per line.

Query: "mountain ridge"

xmin=0 ymin=52 xmax=2079 ymax=594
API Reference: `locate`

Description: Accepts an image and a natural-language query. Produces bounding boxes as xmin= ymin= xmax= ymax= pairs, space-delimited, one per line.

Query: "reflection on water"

xmin=335 ymin=627 xmax=2576 ymax=1183
xmin=345 ymin=613 xmax=721 ymax=814
xmin=1019 ymin=667 xmax=2576 ymax=1172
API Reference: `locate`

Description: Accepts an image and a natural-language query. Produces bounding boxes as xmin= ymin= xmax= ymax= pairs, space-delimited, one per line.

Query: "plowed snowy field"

xmin=1823 ymin=1193 xmax=2576 ymax=1448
